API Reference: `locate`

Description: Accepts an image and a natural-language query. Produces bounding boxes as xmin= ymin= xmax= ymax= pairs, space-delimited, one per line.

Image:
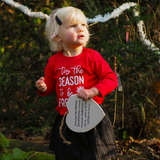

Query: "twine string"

xmin=59 ymin=111 xmax=71 ymax=145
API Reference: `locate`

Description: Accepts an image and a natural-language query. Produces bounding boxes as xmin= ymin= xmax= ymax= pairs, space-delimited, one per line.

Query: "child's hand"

xmin=36 ymin=77 xmax=47 ymax=94
xmin=77 ymin=87 xmax=100 ymax=101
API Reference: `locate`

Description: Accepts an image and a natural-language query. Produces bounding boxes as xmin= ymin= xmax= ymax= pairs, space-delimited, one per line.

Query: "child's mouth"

xmin=78 ymin=35 xmax=84 ymax=38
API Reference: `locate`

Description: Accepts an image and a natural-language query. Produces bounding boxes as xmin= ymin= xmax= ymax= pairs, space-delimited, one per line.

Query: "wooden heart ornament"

xmin=66 ymin=94 xmax=105 ymax=133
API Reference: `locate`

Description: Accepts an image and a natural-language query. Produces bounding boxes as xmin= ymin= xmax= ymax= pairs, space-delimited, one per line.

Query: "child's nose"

xmin=77 ymin=26 xmax=83 ymax=33
xmin=78 ymin=28 xmax=83 ymax=33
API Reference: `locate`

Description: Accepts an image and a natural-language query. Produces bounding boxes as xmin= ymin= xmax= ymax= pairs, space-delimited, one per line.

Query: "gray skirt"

xmin=49 ymin=107 xmax=117 ymax=160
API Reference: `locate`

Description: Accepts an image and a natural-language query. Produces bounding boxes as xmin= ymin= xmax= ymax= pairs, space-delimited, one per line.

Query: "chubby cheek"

xmin=85 ymin=31 xmax=89 ymax=41
xmin=66 ymin=32 xmax=75 ymax=41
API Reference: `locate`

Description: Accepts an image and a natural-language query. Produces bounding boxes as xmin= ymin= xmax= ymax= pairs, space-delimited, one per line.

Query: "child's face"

xmin=57 ymin=18 xmax=89 ymax=49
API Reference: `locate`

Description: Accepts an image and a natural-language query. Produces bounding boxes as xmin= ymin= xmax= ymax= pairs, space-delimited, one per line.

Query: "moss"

xmin=26 ymin=151 xmax=55 ymax=160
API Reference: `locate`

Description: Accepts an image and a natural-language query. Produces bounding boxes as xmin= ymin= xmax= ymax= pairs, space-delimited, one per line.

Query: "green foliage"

xmin=0 ymin=0 xmax=160 ymax=139
xmin=26 ymin=151 xmax=55 ymax=160
xmin=0 ymin=133 xmax=27 ymax=160
xmin=0 ymin=0 xmax=57 ymax=134
xmin=123 ymin=131 xmax=127 ymax=140
xmin=0 ymin=133 xmax=9 ymax=150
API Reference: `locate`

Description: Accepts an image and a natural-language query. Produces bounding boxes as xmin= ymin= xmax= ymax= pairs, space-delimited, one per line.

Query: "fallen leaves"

xmin=116 ymin=137 xmax=160 ymax=159
xmin=1 ymin=126 xmax=160 ymax=159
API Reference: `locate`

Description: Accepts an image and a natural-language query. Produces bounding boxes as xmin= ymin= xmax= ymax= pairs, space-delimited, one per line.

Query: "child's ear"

xmin=54 ymin=35 xmax=61 ymax=42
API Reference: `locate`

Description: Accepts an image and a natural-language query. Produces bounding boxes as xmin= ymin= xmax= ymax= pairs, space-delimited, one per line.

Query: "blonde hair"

xmin=45 ymin=6 xmax=89 ymax=52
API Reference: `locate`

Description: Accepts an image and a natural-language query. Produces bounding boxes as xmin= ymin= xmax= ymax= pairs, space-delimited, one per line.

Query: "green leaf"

xmin=0 ymin=133 xmax=9 ymax=149
xmin=13 ymin=148 xmax=27 ymax=160
xmin=145 ymin=96 xmax=157 ymax=107
xmin=140 ymin=105 xmax=146 ymax=123
xmin=1 ymin=152 xmax=13 ymax=160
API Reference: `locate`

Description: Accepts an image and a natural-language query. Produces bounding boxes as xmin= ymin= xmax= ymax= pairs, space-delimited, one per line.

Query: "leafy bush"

xmin=0 ymin=133 xmax=27 ymax=160
xmin=0 ymin=0 xmax=160 ymax=139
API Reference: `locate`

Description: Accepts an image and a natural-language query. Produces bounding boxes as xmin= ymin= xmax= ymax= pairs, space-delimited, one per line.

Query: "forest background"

xmin=0 ymin=0 xmax=160 ymax=150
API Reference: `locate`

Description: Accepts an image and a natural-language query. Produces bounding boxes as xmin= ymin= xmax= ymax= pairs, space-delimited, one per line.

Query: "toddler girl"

xmin=36 ymin=6 xmax=118 ymax=160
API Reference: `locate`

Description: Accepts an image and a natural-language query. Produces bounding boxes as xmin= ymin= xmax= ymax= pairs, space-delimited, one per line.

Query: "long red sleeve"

xmin=38 ymin=48 xmax=118 ymax=115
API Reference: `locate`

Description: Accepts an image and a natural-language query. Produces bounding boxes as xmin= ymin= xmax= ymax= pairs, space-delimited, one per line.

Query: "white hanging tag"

xmin=66 ymin=94 xmax=105 ymax=133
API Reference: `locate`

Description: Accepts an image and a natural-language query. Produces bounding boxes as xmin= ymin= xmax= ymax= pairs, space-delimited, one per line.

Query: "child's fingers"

xmin=37 ymin=82 xmax=46 ymax=89
xmin=39 ymin=77 xmax=45 ymax=81
xmin=35 ymin=77 xmax=47 ymax=94
xmin=36 ymin=77 xmax=44 ymax=85
xmin=40 ymin=87 xmax=47 ymax=92
xmin=35 ymin=77 xmax=46 ymax=89
xmin=38 ymin=77 xmax=45 ymax=84
xmin=37 ymin=83 xmax=47 ymax=92
xmin=77 ymin=89 xmax=90 ymax=100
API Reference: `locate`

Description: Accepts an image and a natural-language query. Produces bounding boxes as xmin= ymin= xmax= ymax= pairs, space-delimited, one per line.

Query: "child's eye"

xmin=82 ymin=24 xmax=86 ymax=27
xmin=70 ymin=24 xmax=76 ymax=27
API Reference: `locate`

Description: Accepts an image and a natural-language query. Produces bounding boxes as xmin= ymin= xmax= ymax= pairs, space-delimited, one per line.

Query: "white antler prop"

xmin=2 ymin=0 xmax=160 ymax=55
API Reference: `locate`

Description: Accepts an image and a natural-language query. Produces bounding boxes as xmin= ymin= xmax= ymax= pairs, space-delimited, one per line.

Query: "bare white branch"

xmin=2 ymin=0 xmax=160 ymax=55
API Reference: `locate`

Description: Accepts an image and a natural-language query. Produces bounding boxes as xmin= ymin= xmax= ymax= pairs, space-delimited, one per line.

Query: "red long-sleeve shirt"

xmin=39 ymin=47 xmax=118 ymax=115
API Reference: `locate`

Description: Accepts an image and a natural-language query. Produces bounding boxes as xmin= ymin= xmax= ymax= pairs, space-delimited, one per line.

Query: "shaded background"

xmin=0 ymin=0 xmax=160 ymax=140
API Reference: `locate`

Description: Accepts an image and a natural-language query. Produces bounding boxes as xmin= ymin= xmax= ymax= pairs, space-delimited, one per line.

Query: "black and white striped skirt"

xmin=49 ymin=107 xmax=117 ymax=160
